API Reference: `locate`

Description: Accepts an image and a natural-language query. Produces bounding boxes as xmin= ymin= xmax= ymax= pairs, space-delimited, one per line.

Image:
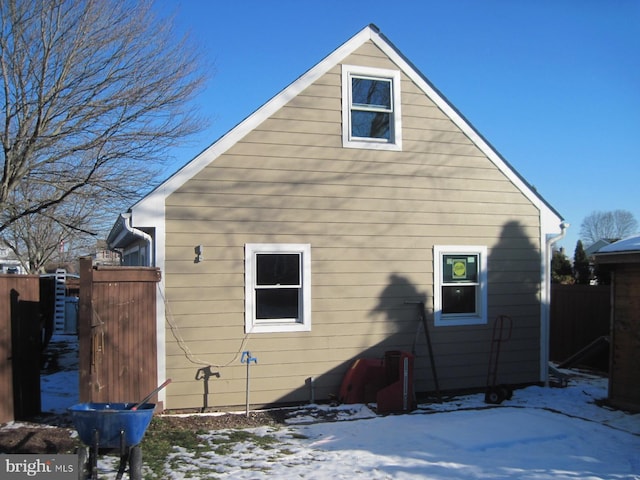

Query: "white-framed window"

xmin=433 ymin=245 xmax=487 ymax=326
xmin=245 ymin=243 xmax=312 ymax=333
xmin=342 ymin=65 xmax=402 ymax=151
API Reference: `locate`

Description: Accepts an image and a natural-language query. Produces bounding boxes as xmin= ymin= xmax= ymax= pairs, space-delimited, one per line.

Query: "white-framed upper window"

xmin=245 ymin=243 xmax=311 ymax=333
xmin=433 ymin=245 xmax=487 ymax=326
xmin=342 ymin=65 xmax=402 ymax=151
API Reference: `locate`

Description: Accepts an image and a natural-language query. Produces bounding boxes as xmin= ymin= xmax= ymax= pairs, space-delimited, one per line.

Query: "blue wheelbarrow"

xmin=68 ymin=402 xmax=154 ymax=480
xmin=68 ymin=379 xmax=171 ymax=479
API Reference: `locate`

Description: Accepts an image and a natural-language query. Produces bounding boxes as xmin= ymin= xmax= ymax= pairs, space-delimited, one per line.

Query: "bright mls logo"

xmin=1 ymin=455 xmax=76 ymax=479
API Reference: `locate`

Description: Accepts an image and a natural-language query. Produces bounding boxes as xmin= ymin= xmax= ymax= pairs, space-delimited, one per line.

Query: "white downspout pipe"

xmin=122 ymin=213 xmax=154 ymax=267
xmin=541 ymin=221 xmax=569 ymax=385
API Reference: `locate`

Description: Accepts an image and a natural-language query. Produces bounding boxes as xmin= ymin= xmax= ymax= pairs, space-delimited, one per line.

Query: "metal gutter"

xmin=107 ymin=213 xmax=154 ymax=267
xmin=541 ymin=221 xmax=570 ymax=385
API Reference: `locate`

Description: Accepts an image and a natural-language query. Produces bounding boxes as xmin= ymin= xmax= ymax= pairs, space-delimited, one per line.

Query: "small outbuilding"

xmin=595 ymin=235 xmax=640 ymax=412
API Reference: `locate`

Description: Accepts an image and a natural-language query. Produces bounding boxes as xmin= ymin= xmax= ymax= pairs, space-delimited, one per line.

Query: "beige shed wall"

xmin=162 ymin=41 xmax=542 ymax=410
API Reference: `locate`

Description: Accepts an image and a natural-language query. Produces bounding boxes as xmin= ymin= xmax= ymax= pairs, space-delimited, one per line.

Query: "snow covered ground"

xmin=38 ymin=335 xmax=640 ymax=479
xmin=40 ymin=334 xmax=80 ymax=413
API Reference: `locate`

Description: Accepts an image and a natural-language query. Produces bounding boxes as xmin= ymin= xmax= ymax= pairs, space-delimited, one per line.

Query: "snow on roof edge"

xmin=596 ymin=234 xmax=640 ymax=254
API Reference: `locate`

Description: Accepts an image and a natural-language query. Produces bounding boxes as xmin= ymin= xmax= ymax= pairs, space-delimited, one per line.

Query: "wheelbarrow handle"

xmin=130 ymin=378 xmax=172 ymax=411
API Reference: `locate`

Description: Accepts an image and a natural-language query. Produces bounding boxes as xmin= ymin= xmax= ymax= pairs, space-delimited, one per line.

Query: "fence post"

xmin=78 ymin=257 xmax=94 ymax=402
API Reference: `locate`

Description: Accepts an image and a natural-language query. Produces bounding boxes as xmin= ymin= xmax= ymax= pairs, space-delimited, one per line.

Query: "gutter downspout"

xmin=121 ymin=213 xmax=154 ymax=267
xmin=541 ymin=221 xmax=569 ymax=385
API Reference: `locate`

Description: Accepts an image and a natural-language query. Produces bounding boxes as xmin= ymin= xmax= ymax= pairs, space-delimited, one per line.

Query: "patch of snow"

xmin=167 ymin=372 xmax=640 ymax=479
xmin=40 ymin=334 xmax=79 ymax=413
xmin=27 ymin=336 xmax=640 ymax=479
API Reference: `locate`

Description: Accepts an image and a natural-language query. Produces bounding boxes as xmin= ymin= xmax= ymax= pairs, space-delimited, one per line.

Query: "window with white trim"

xmin=342 ymin=65 xmax=402 ymax=150
xmin=245 ymin=244 xmax=311 ymax=333
xmin=433 ymin=245 xmax=487 ymax=326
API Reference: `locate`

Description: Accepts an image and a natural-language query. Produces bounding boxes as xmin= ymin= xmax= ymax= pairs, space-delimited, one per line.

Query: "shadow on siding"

xmin=266 ymin=220 xmax=545 ymax=408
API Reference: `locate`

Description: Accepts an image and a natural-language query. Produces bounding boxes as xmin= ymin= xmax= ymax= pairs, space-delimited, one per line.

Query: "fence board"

xmin=550 ymin=284 xmax=610 ymax=367
xmin=0 ymin=275 xmax=40 ymax=422
xmin=78 ymin=258 xmax=161 ymax=407
xmin=608 ymin=266 xmax=640 ymax=411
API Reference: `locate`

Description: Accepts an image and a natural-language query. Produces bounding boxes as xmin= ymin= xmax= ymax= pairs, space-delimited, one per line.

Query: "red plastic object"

xmin=339 ymin=357 xmax=385 ymax=404
xmin=339 ymin=351 xmax=416 ymax=413
xmin=376 ymin=351 xmax=416 ymax=413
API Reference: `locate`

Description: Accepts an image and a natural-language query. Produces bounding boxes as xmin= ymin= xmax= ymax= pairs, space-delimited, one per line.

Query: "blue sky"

xmin=153 ymin=0 xmax=639 ymax=253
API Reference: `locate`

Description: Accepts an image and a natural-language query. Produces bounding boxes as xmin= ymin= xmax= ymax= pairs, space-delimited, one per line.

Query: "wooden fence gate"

xmin=550 ymin=284 xmax=611 ymax=369
xmin=78 ymin=258 xmax=162 ymax=407
xmin=0 ymin=275 xmax=41 ymax=423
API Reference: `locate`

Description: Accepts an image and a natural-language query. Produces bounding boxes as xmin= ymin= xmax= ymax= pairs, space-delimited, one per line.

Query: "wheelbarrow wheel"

xmin=485 ymin=386 xmax=505 ymax=405
xmin=76 ymin=447 xmax=90 ymax=479
xmin=129 ymin=445 xmax=143 ymax=480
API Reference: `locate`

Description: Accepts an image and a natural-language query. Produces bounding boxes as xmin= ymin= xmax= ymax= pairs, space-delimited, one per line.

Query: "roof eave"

xmin=595 ymin=251 xmax=640 ymax=265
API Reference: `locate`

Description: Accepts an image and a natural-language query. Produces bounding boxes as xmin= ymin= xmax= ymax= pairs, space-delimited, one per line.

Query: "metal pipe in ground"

xmin=241 ymin=351 xmax=257 ymax=417
xmin=406 ymin=301 xmax=442 ymax=402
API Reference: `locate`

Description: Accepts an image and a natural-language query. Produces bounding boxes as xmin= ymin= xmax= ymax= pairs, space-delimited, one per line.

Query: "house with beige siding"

xmin=108 ymin=24 xmax=565 ymax=411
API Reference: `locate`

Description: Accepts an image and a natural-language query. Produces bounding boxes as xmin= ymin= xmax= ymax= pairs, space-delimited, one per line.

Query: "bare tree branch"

xmin=579 ymin=209 xmax=639 ymax=247
xmin=0 ymin=0 xmax=209 ymax=237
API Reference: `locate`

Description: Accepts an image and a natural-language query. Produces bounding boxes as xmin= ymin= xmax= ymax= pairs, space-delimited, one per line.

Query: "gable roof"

xmin=585 ymin=238 xmax=611 ymax=256
xmin=125 ymin=24 xmax=563 ymax=232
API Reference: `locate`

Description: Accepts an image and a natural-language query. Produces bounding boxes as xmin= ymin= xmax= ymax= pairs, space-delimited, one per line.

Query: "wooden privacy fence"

xmin=550 ymin=284 xmax=610 ymax=367
xmin=78 ymin=258 xmax=162 ymax=407
xmin=0 ymin=275 xmax=41 ymax=423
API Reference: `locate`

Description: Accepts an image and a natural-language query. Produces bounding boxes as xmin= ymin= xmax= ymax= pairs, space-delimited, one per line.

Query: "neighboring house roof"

xmin=595 ymin=234 xmax=640 ymax=264
xmin=117 ymin=24 xmax=563 ymax=242
xmin=108 ymin=213 xmax=153 ymax=249
xmin=585 ymin=239 xmax=611 ymax=256
xmin=597 ymin=234 xmax=640 ymax=254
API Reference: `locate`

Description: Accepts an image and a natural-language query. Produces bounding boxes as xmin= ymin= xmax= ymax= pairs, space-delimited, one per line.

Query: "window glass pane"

xmin=442 ymin=255 xmax=478 ymax=283
xmin=352 ymin=78 xmax=391 ymax=109
xmin=351 ymin=111 xmax=390 ymax=139
xmin=442 ymin=285 xmax=476 ymax=314
xmin=256 ymin=254 xmax=300 ymax=285
xmin=256 ymin=289 xmax=299 ymax=319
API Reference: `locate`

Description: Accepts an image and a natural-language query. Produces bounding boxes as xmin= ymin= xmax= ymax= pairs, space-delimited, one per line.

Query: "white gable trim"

xmin=133 ymin=26 xmax=375 ymax=215
xmin=367 ymin=30 xmax=561 ymax=231
xmin=134 ymin=24 xmax=561 ymax=230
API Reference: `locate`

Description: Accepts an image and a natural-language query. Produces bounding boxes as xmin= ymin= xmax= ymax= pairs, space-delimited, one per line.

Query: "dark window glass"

xmin=351 ymin=111 xmax=390 ymax=139
xmin=352 ymin=78 xmax=391 ymax=109
xmin=442 ymin=286 xmax=476 ymax=314
xmin=351 ymin=77 xmax=392 ymax=140
xmin=256 ymin=289 xmax=299 ymax=319
xmin=256 ymin=254 xmax=300 ymax=285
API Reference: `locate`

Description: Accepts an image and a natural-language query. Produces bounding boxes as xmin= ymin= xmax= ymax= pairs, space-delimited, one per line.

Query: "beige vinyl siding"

xmin=162 ymin=41 xmax=542 ymax=410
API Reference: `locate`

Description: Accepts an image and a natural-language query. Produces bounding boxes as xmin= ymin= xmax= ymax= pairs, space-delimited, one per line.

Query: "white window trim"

xmin=341 ymin=64 xmax=402 ymax=151
xmin=245 ymin=243 xmax=312 ymax=333
xmin=433 ymin=245 xmax=488 ymax=326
